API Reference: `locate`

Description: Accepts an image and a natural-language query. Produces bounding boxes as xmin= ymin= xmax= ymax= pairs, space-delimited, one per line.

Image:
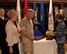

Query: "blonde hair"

xmin=0 ymin=8 xmax=5 ymax=16
xmin=7 ymin=9 xmax=18 ymax=18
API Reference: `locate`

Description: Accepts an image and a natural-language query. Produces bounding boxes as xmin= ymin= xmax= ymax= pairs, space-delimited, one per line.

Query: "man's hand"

xmin=30 ymin=36 xmax=35 ymax=40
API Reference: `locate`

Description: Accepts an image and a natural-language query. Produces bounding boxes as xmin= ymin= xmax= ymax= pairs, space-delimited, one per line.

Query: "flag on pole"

xmin=24 ymin=0 xmax=28 ymax=17
xmin=33 ymin=0 xmax=39 ymax=29
xmin=54 ymin=6 xmax=58 ymax=15
xmin=54 ymin=6 xmax=58 ymax=22
xmin=34 ymin=0 xmax=43 ymax=37
xmin=16 ymin=0 xmax=24 ymax=54
xmin=40 ymin=0 xmax=45 ymax=35
xmin=16 ymin=0 xmax=21 ymax=30
xmin=16 ymin=0 xmax=21 ymax=24
xmin=48 ymin=0 xmax=54 ymax=31
xmin=34 ymin=0 xmax=37 ymax=21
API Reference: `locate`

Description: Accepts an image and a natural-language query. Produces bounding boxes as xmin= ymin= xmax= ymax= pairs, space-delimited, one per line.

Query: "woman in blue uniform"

xmin=55 ymin=13 xmax=66 ymax=54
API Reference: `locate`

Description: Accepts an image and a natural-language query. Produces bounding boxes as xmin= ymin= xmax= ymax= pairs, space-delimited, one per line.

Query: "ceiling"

xmin=0 ymin=0 xmax=67 ymax=4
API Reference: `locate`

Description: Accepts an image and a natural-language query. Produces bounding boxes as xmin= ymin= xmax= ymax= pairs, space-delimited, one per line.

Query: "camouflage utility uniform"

xmin=20 ymin=17 xmax=34 ymax=54
xmin=55 ymin=20 xmax=66 ymax=54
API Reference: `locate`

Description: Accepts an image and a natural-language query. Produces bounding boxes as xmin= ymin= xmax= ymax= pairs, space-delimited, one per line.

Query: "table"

xmin=33 ymin=38 xmax=57 ymax=54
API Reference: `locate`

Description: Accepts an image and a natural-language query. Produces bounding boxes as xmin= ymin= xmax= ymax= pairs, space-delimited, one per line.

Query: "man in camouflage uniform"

xmin=19 ymin=9 xmax=35 ymax=54
xmin=55 ymin=13 xmax=66 ymax=54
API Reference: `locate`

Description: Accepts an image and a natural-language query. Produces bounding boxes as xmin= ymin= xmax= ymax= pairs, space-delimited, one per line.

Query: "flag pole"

xmin=24 ymin=0 xmax=28 ymax=17
xmin=48 ymin=0 xmax=54 ymax=31
xmin=46 ymin=0 xmax=54 ymax=40
xmin=16 ymin=0 xmax=21 ymax=31
xmin=16 ymin=0 xmax=23 ymax=54
xmin=34 ymin=0 xmax=39 ymax=29
xmin=40 ymin=0 xmax=45 ymax=35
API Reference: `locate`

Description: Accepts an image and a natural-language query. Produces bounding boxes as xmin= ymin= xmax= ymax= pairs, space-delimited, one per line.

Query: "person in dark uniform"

xmin=0 ymin=8 xmax=9 ymax=54
xmin=59 ymin=9 xmax=67 ymax=41
xmin=52 ymin=13 xmax=66 ymax=54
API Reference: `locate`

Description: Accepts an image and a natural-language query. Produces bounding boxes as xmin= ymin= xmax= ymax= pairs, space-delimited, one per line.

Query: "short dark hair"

xmin=56 ymin=13 xmax=63 ymax=20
